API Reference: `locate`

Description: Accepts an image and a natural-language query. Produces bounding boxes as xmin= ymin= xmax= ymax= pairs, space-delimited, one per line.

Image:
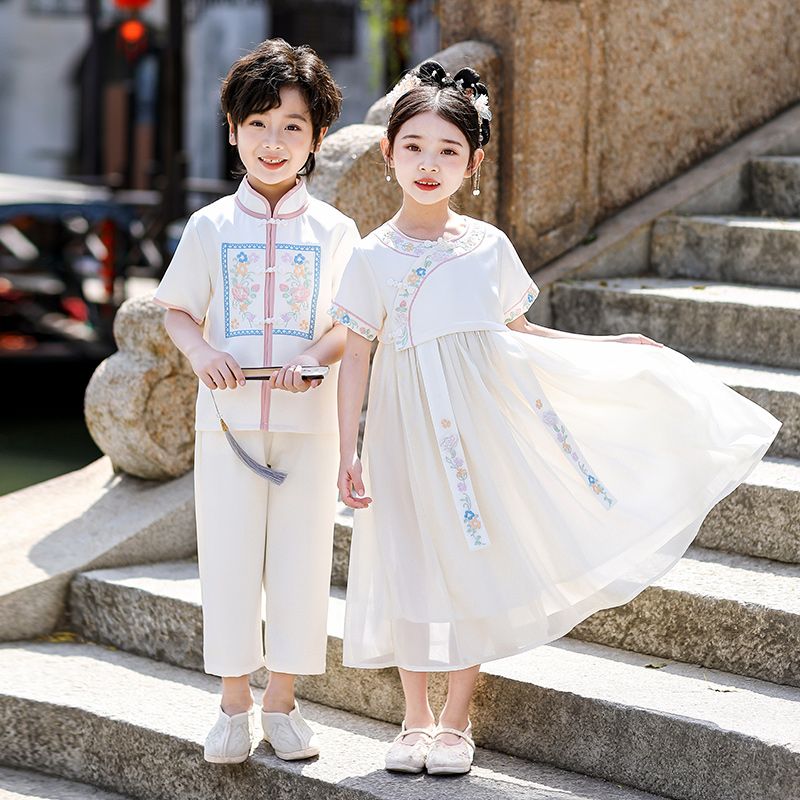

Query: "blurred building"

xmin=0 ymin=0 xmax=439 ymax=189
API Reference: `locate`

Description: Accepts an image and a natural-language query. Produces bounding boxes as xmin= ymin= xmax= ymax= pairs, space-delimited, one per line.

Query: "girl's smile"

xmin=384 ymin=111 xmax=482 ymax=207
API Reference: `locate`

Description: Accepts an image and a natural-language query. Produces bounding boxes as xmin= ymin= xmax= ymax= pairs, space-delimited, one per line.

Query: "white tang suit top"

xmin=155 ymin=177 xmax=359 ymax=433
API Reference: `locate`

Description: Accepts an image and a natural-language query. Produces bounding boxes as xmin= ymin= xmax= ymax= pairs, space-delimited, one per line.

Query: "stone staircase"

xmin=3 ymin=158 xmax=800 ymax=799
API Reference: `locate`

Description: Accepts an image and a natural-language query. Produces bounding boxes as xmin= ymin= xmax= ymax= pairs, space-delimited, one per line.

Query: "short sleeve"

xmin=328 ymin=247 xmax=385 ymax=341
xmin=330 ymin=218 xmax=361 ymax=296
xmin=152 ymin=216 xmax=212 ymax=324
xmin=499 ymin=231 xmax=539 ymax=323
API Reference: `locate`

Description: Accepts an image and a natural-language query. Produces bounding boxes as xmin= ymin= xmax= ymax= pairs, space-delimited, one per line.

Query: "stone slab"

xmin=697 ymin=360 xmax=800 ymax=460
xmin=0 ymin=766 xmax=130 ymax=799
xmin=0 ymin=457 xmax=195 ymax=642
xmin=751 ymin=156 xmax=800 ymax=217
xmin=651 ymin=215 xmax=800 ymax=287
xmin=570 ymin=544 xmax=800 ymax=685
xmin=698 ymin=456 xmax=800 ymax=563
xmin=551 ymin=278 xmax=800 ymax=369
xmin=0 ymin=642 xmax=664 ymax=800
xmin=69 ymin=563 xmax=800 ymax=800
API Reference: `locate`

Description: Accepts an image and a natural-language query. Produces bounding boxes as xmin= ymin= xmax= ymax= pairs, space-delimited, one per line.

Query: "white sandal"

xmin=425 ymin=720 xmax=476 ymax=775
xmin=384 ymin=721 xmax=436 ymax=773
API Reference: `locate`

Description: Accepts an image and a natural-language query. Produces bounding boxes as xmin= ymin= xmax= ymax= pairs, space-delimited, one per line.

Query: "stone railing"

xmin=84 ymin=40 xmax=501 ymax=480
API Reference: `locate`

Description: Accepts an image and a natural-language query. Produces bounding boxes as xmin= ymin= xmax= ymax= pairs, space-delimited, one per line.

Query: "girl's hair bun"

xmin=412 ymin=60 xmax=492 ymax=146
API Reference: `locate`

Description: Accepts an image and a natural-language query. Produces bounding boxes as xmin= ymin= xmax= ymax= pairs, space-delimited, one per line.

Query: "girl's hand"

xmin=270 ymin=353 xmax=323 ymax=393
xmin=338 ymin=458 xmax=372 ymax=509
xmin=606 ymin=333 xmax=663 ymax=347
xmin=188 ymin=344 xmax=245 ymax=389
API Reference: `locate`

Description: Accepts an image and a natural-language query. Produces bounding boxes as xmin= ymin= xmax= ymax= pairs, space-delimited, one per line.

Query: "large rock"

xmin=84 ymin=294 xmax=196 ymax=480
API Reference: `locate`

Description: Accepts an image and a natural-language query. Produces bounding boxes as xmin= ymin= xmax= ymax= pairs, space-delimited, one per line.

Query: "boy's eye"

xmin=250 ymin=120 xmax=264 ymax=127
xmin=286 ymin=124 xmax=302 ymax=131
xmin=442 ymin=149 xmax=456 ymax=156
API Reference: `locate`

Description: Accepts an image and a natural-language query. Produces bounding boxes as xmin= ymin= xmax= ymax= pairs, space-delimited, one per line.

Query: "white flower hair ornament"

xmin=384 ymin=72 xmax=423 ymax=111
xmin=384 ymin=60 xmax=493 ymax=146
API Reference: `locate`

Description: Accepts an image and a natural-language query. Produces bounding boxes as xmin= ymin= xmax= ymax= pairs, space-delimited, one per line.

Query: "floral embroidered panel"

xmin=221 ymin=243 xmax=266 ymax=337
xmin=274 ymin=244 xmax=321 ymax=340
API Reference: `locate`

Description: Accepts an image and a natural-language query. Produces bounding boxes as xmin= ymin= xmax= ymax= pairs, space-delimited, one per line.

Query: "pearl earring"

xmin=471 ymin=164 xmax=481 ymax=196
xmin=384 ymin=161 xmax=393 ymax=182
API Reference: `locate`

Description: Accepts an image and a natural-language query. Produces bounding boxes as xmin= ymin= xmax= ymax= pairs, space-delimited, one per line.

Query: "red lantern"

xmin=117 ymin=18 xmax=148 ymax=61
xmin=114 ymin=0 xmax=151 ymax=8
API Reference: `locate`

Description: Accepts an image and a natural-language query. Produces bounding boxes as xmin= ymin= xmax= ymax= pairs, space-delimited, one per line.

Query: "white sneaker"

xmin=261 ymin=701 xmax=320 ymax=760
xmin=203 ymin=705 xmax=255 ymax=764
xmin=425 ymin=721 xmax=476 ymax=775
xmin=384 ymin=721 xmax=435 ymax=773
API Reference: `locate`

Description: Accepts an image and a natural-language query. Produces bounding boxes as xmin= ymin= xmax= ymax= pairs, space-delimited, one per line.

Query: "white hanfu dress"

xmin=329 ymin=217 xmax=781 ymax=672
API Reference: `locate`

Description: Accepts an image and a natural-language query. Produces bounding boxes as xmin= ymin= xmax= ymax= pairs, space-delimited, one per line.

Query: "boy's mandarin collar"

xmin=235 ymin=176 xmax=309 ymax=220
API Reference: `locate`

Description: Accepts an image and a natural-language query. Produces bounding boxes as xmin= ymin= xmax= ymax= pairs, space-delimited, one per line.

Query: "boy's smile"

xmin=228 ymin=86 xmax=324 ymax=205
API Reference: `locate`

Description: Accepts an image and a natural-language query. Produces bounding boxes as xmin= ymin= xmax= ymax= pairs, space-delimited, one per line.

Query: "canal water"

xmin=1 ymin=360 xmax=102 ymax=496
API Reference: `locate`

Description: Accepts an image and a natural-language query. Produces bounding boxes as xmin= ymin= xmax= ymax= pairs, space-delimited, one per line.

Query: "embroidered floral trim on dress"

xmin=378 ymin=222 xmax=486 ymax=350
xmin=534 ymin=398 xmax=617 ymax=509
xmin=438 ymin=418 xmax=490 ymax=549
xmin=504 ymin=281 xmax=539 ymax=323
xmin=328 ymin=303 xmax=378 ymax=340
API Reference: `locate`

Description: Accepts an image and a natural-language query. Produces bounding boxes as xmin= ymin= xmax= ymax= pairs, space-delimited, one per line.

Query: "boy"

xmin=153 ymin=39 xmax=359 ymax=763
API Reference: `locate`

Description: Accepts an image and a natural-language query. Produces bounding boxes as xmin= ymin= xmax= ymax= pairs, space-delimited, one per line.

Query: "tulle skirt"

xmin=343 ymin=329 xmax=780 ymax=671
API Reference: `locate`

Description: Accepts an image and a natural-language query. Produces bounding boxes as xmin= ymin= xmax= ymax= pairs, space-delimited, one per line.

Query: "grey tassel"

xmin=209 ymin=389 xmax=287 ymax=484
xmin=219 ymin=419 xmax=287 ymax=485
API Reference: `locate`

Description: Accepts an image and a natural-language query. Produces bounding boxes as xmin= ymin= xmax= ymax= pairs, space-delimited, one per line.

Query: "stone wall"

xmin=439 ymin=0 xmax=800 ymax=269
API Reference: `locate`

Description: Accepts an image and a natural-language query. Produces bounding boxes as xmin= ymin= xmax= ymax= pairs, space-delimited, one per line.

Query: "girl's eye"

xmin=250 ymin=120 xmax=264 ymax=127
xmin=406 ymin=144 xmax=420 ymax=151
xmin=442 ymin=149 xmax=456 ymax=156
xmin=286 ymin=124 xmax=301 ymax=131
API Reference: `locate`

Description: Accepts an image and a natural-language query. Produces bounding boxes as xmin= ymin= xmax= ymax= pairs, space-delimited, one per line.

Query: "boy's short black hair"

xmin=221 ymin=38 xmax=342 ymax=178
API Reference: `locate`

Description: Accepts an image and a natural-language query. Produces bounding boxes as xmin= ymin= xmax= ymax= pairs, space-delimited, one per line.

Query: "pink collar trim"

xmin=235 ymin=176 xmax=309 ymax=220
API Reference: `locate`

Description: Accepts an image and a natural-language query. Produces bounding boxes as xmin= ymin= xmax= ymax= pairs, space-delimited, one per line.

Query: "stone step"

xmin=751 ymin=156 xmax=800 ymax=217
xmin=569 ymin=544 xmax=800 ymax=685
xmin=551 ymin=278 xmax=800 ymax=369
xmin=698 ymin=455 xmax=800 ymax=563
xmin=69 ymin=562 xmax=800 ymax=800
xmin=696 ymin=359 xmax=800 ymax=460
xmin=0 ymin=766 xmax=132 ymax=800
xmin=651 ymin=215 xmax=800 ymax=287
xmin=0 ymin=641 xmax=665 ymax=800
xmin=72 ymin=541 xmax=800 ymax=689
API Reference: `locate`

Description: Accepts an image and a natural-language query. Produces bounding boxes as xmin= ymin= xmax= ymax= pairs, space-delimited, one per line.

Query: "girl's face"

xmin=384 ymin=111 xmax=482 ymax=205
xmin=228 ymin=86 xmax=325 ymax=200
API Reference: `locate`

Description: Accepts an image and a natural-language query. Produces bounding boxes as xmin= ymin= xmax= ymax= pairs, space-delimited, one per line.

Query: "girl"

xmin=330 ymin=61 xmax=780 ymax=775
xmin=154 ymin=39 xmax=359 ymax=764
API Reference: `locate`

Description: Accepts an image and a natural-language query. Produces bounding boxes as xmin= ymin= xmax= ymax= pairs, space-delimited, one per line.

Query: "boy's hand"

xmin=188 ymin=343 xmax=245 ymax=390
xmin=270 ymin=353 xmax=323 ymax=393
xmin=338 ymin=458 xmax=372 ymax=509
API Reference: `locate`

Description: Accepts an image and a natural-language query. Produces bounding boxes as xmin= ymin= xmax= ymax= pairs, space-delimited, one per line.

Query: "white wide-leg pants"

xmin=194 ymin=429 xmax=339 ymax=677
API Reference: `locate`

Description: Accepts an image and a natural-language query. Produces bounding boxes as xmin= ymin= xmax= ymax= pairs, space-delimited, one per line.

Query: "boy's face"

xmin=228 ymin=86 xmax=324 ymax=200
